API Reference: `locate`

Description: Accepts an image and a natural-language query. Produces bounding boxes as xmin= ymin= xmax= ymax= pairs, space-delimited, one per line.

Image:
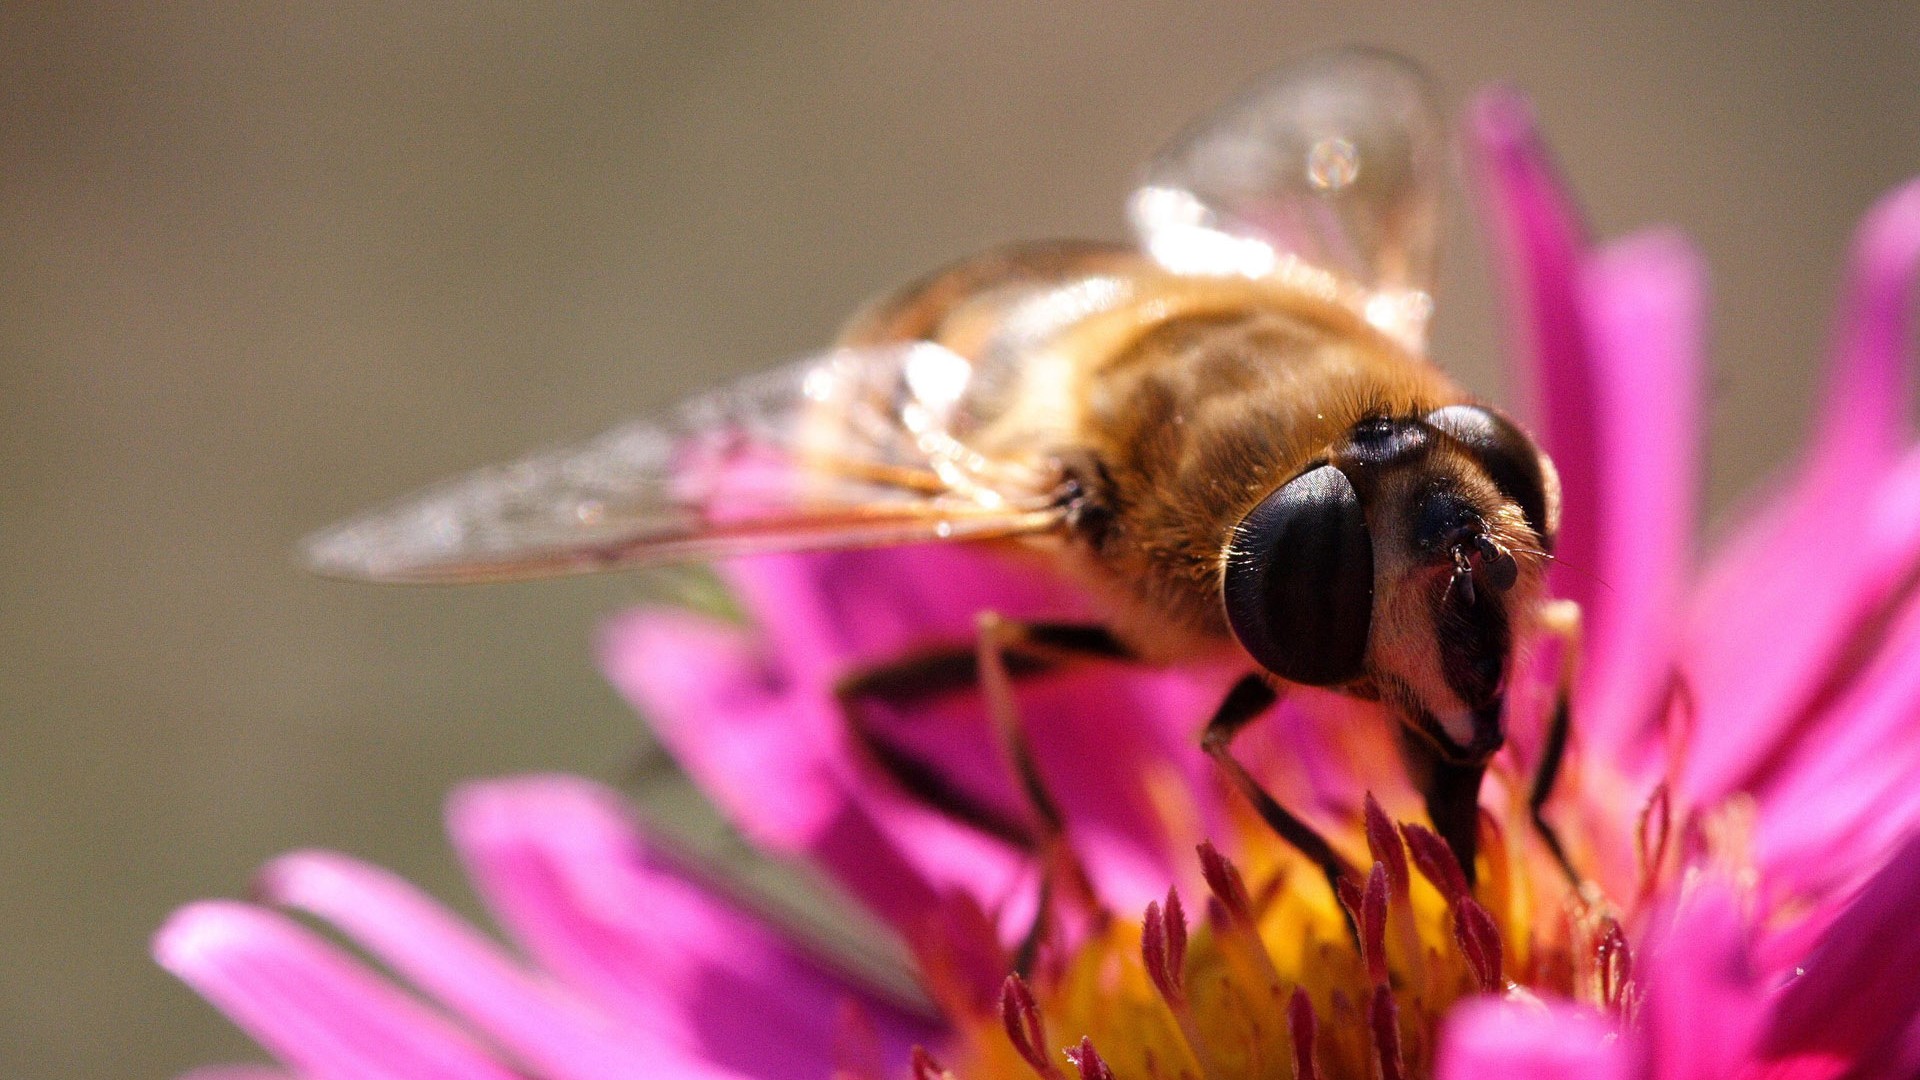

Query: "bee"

xmin=305 ymin=49 xmax=1570 ymax=890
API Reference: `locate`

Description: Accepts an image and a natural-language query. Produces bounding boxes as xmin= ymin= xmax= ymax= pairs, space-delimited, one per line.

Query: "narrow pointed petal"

xmin=258 ymin=850 xmax=740 ymax=1080
xmin=153 ymin=902 xmax=519 ymax=1080
xmin=1810 ymin=178 xmax=1920 ymax=480
xmin=1472 ymin=90 xmax=1706 ymax=758
xmin=446 ymin=775 xmax=932 ymax=1077
xmin=1437 ymin=999 xmax=1627 ymax=1080
xmin=1760 ymin=833 xmax=1920 ymax=1076
xmin=1572 ymin=231 xmax=1706 ymax=753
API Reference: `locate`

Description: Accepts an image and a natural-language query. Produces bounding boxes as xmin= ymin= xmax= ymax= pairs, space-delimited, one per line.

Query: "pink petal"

xmin=1809 ymin=178 xmax=1920 ymax=481
xmin=1471 ymin=91 xmax=1707 ymax=761
xmin=153 ymin=901 xmax=518 ymax=1080
xmin=446 ymin=775 xmax=933 ymax=1078
xmin=1681 ymin=180 xmax=1920 ymax=800
xmin=599 ymin=608 xmax=846 ymax=852
xmin=1759 ymin=832 xmax=1920 ymax=1077
xmin=1436 ymin=998 xmax=1627 ymax=1080
xmin=1638 ymin=883 xmax=1766 ymax=1080
xmin=1683 ymin=440 xmax=1920 ymax=802
xmin=1752 ymin=563 xmax=1920 ymax=903
xmin=178 ymin=1069 xmax=300 ymax=1080
xmin=258 ymin=850 xmax=741 ymax=1080
xmin=1571 ymin=231 xmax=1706 ymax=756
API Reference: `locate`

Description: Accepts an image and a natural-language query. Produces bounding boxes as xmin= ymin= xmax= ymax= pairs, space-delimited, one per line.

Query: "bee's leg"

xmin=975 ymin=613 xmax=1104 ymax=925
xmin=1201 ymin=674 xmax=1359 ymax=901
xmin=832 ymin=620 xmax=1135 ymax=853
xmin=836 ymin=646 xmax=1040 ymax=850
xmin=1528 ymin=599 xmax=1583 ymax=884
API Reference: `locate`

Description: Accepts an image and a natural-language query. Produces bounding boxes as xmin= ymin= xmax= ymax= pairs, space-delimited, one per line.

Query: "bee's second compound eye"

xmin=1223 ymin=464 xmax=1373 ymax=686
xmin=1425 ymin=404 xmax=1556 ymax=545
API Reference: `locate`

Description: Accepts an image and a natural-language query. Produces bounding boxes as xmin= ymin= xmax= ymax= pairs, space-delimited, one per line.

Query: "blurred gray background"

xmin=6 ymin=4 xmax=1920 ymax=1076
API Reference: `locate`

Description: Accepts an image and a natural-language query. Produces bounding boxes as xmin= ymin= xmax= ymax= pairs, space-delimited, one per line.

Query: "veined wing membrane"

xmin=1127 ymin=47 xmax=1443 ymax=353
xmin=301 ymin=344 xmax=1066 ymax=583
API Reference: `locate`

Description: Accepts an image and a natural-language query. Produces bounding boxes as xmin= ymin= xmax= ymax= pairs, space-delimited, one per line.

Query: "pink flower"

xmin=157 ymin=89 xmax=1920 ymax=1078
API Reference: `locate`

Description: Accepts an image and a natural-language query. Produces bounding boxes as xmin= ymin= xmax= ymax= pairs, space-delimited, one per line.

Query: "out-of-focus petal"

xmin=258 ymin=850 xmax=740 ymax=1080
xmin=1435 ymin=998 xmax=1627 ymax=1080
xmin=1638 ymin=883 xmax=1765 ymax=1080
xmin=1472 ymin=92 xmax=1707 ymax=764
xmin=153 ymin=902 xmax=519 ymax=1080
xmin=1759 ymin=832 xmax=1920 ymax=1077
xmin=1682 ymin=180 xmax=1920 ymax=801
xmin=1810 ymin=178 xmax=1920 ymax=480
xmin=1571 ymin=231 xmax=1706 ymax=756
xmin=178 ymin=1068 xmax=300 ymax=1080
xmin=446 ymin=775 xmax=933 ymax=1078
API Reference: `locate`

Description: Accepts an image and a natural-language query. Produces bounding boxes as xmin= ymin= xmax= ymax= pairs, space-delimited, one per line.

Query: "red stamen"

xmin=1401 ymin=822 xmax=1468 ymax=904
xmin=1288 ymin=988 xmax=1322 ymax=1080
xmin=1363 ymin=862 xmax=1390 ymax=986
xmin=1454 ymin=896 xmax=1504 ymax=993
xmin=1000 ymin=974 xmax=1064 ymax=1080
xmin=1334 ymin=875 xmax=1365 ymax=935
xmin=1142 ymin=900 xmax=1180 ymax=1005
xmin=1637 ymin=783 xmax=1672 ymax=890
xmin=1162 ymin=887 xmax=1187 ymax=973
xmin=1363 ymin=794 xmax=1410 ymax=898
xmin=1065 ymin=1036 xmax=1116 ymax=1080
xmin=1369 ymin=984 xmax=1406 ymax=1080
xmin=1197 ymin=841 xmax=1255 ymax=928
xmin=1596 ymin=918 xmax=1632 ymax=1010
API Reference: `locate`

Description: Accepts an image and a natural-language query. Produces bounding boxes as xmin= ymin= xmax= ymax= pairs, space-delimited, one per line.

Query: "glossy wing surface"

xmin=301 ymin=344 xmax=1066 ymax=583
xmin=1127 ymin=47 xmax=1444 ymax=352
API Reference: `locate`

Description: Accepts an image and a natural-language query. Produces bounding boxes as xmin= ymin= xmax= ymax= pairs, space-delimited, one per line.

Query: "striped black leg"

xmin=1528 ymin=599 xmax=1582 ymax=884
xmin=832 ymin=620 xmax=1135 ymax=852
xmin=1201 ymin=674 xmax=1358 ymax=901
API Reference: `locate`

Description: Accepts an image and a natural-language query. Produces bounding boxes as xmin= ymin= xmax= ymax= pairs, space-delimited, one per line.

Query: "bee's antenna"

xmin=1507 ymin=547 xmax=1615 ymax=594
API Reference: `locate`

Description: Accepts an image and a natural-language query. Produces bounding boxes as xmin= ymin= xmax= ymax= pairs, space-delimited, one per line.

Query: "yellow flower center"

xmin=908 ymin=749 xmax=1688 ymax=1080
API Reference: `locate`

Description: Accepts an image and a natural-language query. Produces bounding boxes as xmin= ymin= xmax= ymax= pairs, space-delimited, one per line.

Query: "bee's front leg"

xmin=1528 ymin=598 xmax=1583 ymax=884
xmin=1201 ymin=675 xmax=1359 ymax=902
xmin=835 ymin=616 xmax=1135 ymax=966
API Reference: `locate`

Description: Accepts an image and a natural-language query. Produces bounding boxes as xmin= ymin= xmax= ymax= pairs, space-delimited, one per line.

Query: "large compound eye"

xmin=1223 ymin=464 xmax=1373 ymax=686
xmin=1425 ymin=404 xmax=1556 ymax=545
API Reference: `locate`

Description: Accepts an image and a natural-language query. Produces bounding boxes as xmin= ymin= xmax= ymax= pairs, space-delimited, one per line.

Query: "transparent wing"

xmin=1127 ymin=47 xmax=1443 ymax=352
xmin=301 ymin=343 xmax=1066 ymax=583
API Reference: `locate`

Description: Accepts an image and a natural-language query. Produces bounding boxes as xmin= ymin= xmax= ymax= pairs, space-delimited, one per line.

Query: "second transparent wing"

xmin=301 ymin=344 xmax=1067 ymax=583
xmin=1127 ymin=47 xmax=1443 ymax=352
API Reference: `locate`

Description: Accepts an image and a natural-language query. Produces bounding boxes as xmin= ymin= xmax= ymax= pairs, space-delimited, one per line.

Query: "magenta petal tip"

xmin=1467 ymin=85 xmax=1540 ymax=153
xmin=152 ymin=900 xmax=265 ymax=974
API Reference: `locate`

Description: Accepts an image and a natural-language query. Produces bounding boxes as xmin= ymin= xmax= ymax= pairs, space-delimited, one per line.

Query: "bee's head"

xmin=1221 ymin=406 xmax=1559 ymax=763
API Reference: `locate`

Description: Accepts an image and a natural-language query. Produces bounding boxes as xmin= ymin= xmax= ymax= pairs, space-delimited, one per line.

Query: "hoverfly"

xmin=305 ymin=49 xmax=1574 ymax=891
